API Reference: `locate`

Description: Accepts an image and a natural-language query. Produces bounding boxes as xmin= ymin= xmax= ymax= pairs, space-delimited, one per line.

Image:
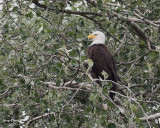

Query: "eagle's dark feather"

xmin=88 ymin=44 xmax=119 ymax=100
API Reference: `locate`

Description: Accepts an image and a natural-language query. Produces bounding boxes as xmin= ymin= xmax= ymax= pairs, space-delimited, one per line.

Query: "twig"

xmin=122 ymin=50 xmax=151 ymax=77
xmin=0 ymin=89 xmax=12 ymax=100
xmin=58 ymin=82 xmax=86 ymax=123
xmin=29 ymin=7 xmax=53 ymax=26
xmin=110 ymin=90 xmax=151 ymax=126
xmin=113 ymin=33 xmax=126 ymax=56
xmin=0 ymin=35 xmax=17 ymax=51
xmin=146 ymin=84 xmax=160 ymax=100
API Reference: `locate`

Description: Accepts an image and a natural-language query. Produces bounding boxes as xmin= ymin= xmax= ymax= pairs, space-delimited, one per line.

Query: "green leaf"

xmin=87 ymin=59 xmax=93 ymax=68
xmin=12 ymin=6 xmax=18 ymax=11
xmin=102 ymin=71 xmax=109 ymax=79
xmin=37 ymin=26 xmax=43 ymax=34
xmin=89 ymin=93 xmax=97 ymax=101
xmin=107 ymin=123 xmax=116 ymax=128
xmin=25 ymin=12 xmax=33 ymax=18
xmin=131 ymin=104 xmax=138 ymax=113
xmin=56 ymin=62 xmax=62 ymax=68
xmin=134 ymin=118 xmax=142 ymax=123
xmin=156 ymin=45 xmax=160 ymax=52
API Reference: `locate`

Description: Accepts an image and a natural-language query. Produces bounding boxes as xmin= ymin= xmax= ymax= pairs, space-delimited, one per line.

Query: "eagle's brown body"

xmin=88 ymin=44 xmax=119 ymax=100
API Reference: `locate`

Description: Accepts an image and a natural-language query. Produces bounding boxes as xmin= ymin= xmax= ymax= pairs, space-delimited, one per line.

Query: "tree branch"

xmin=139 ymin=113 xmax=160 ymax=121
xmin=31 ymin=0 xmax=155 ymax=50
xmin=32 ymin=0 xmax=101 ymax=16
xmin=25 ymin=112 xmax=55 ymax=127
xmin=42 ymin=81 xmax=93 ymax=91
xmin=146 ymin=84 xmax=160 ymax=100
xmin=110 ymin=12 xmax=155 ymax=50
xmin=134 ymin=13 xmax=159 ymax=27
xmin=0 ymin=89 xmax=12 ymax=100
xmin=126 ymin=20 xmax=152 ymax=49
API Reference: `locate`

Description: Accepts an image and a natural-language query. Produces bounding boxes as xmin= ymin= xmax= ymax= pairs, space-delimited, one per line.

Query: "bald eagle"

xmin=88 ymin=31 xmax=119 ymax=100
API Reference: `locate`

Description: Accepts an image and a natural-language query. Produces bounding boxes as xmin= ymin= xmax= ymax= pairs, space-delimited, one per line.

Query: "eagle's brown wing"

xmin=88 ymin=44 xmax=119 ymax=82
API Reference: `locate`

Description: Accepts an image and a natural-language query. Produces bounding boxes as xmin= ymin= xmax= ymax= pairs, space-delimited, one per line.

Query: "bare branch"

xmin=126 ymin=20 xmax=152 ymax=49
xmin=25 ymin=112 xmax=56 ymax=127
xmin=134 ymin=13 xmax=159 ymax=27
xmin=3 ymin=119 xmax=20 ymax=123
xmin=1 ymin=103 xmax=21 ymax=108
xmin=106 ymin=2 xmax=121 ymax=7
xmin=139 ymin=113 xmax=160 ymax=121
xmin=42 ymin=81 xmax=93 ymax=91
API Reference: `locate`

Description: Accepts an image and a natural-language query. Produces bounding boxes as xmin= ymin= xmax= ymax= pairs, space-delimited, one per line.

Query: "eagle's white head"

xmin=88 ymin=31 xmax=105 ymax=46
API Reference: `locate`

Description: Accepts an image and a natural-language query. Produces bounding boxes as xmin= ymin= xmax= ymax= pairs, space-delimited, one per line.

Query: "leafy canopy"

xmin=0 ymin=0 xmax=160 ymax=127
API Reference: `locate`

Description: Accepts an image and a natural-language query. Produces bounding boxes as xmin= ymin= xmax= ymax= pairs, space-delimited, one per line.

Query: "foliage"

xmin=0 ymin=0 xmax=160 ymax=127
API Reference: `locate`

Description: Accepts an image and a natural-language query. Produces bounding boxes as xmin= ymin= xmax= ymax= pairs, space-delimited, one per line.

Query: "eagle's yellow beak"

xmin=88 ymin=34 xmax=96 ymax=39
